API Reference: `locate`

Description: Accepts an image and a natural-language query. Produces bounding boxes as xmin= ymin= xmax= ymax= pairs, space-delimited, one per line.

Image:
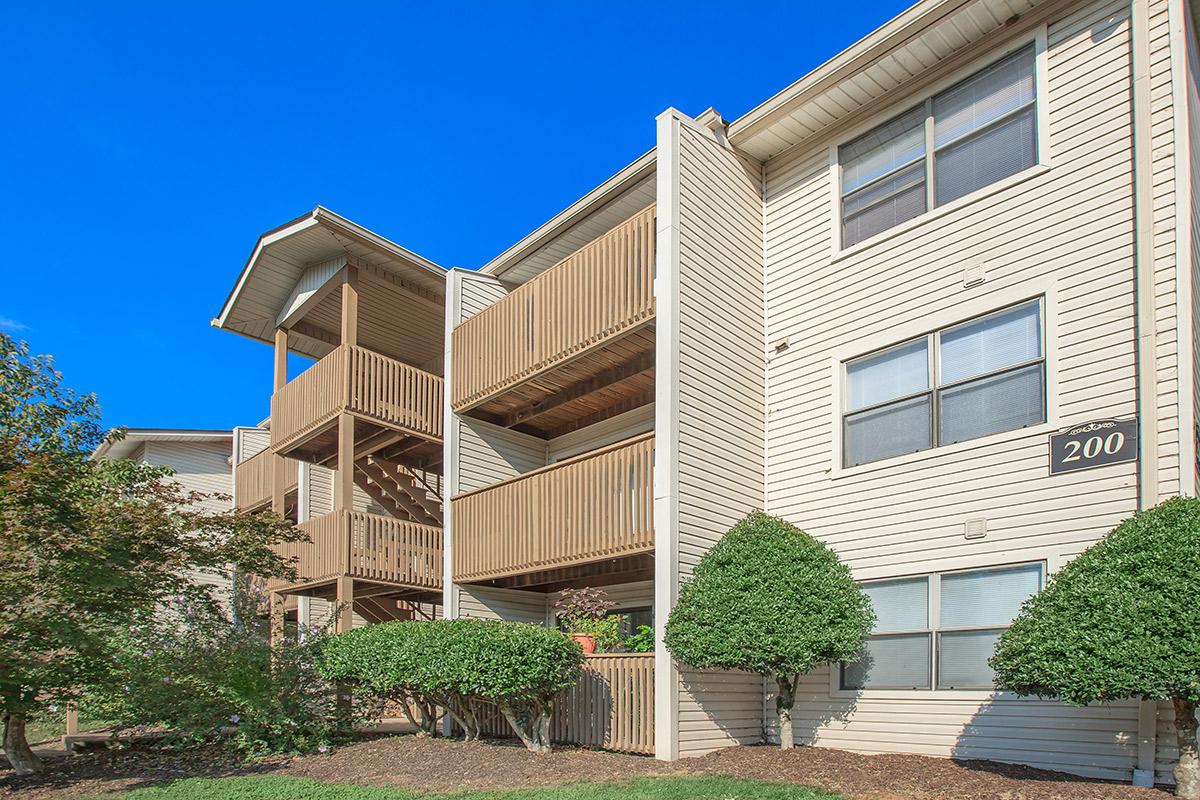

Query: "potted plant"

xmin=553 ymin=588 xmax=619 ymax=654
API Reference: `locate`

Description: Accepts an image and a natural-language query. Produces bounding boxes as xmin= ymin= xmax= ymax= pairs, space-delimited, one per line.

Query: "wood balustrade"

xmin=554 ymin=654 xmax=655 ymax=755
xmin=273 ymin=510 xmax=442 ymax=591
xmin=471 ymin=654 xmax=656 ymax=755
xmin=234 ymin=449 xmax=298 ymax=511
xmin=271 ymin=344 xmax=443 ymax=454
xmin=452 ymin=205 xmax=656 ymax=412
xmin=452 ymin=433 xmax=654 ymax=583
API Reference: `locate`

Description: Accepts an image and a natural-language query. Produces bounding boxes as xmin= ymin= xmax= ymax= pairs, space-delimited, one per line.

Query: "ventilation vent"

xmin=964 ymin=518 xmax=988 ymax=540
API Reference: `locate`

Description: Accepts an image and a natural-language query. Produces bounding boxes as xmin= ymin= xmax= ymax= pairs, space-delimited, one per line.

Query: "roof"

xmin=213 ymin=206 xmax=447 ymax=359
xmin=92 ymin=428 xmax=232 ymax=461
xmin=480 ymin=149 xmax=656 ymax=283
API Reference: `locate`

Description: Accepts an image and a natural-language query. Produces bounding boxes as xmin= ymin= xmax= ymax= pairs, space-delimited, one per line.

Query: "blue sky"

xmin=1 ymin=1 xmax=902 ymax=430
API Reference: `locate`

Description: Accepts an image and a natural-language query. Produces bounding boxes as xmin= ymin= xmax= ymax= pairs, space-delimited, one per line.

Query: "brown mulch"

xmin=0 ymin=734 xmax=1172 ymax=799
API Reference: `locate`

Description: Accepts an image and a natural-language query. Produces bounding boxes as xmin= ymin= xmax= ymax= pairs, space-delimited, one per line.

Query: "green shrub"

xmin=624 ymin=624 xmax=655 ymax=653
xmin=319 ymin=618 xmax=583 ymax=753
xmin=86 ymin=581 xmax=357 ymax=756
xmin=990 ymin=497 xmax=1200 ymax=797
xmin=664 ymin=511 xmax=874 ymax=750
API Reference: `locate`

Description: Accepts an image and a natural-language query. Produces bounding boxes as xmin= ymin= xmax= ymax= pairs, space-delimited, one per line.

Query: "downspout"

xmin=1130 ymin=0 xmax=1160 ymax=786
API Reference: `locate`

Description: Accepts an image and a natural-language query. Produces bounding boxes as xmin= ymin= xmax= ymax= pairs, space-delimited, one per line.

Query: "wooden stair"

xmin=353 ymin=456 xmax=442 ymax=525
xmin=353 ymin=597 xmax=415 ymax=625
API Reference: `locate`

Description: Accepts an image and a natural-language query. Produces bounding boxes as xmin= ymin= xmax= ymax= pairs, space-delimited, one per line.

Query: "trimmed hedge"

xmin=319 ymin=619 xmax=582 ymax=752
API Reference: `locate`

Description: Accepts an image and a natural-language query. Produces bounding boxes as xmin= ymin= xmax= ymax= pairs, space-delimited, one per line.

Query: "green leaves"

xmin=664 ymin=511 xmax=875 ymax=678
xmin=991 ymin=496 xmax=1200 ymax=706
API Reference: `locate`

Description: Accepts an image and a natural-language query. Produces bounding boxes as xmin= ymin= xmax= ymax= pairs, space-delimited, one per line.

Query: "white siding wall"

xmin=142 ymin=439 xmax=235 ymax=606
xmin=1188 ymin=0 xmax=1200 ymax=498
xmin=658 ymin=112 xmax=766 ymax=758
xmin=456 ymin=585 xmax=548 ymax=623
xmin=546 ymin=404 xmax=654 ymax=462
xmin=234 ymin=426 xmax=271 ymax=464
xmin=760 ymin=0 xmax=1160 ymax=781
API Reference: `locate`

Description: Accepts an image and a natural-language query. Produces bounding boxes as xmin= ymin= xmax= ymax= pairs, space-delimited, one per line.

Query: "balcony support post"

xmin=336 ymin=414 xmax=355 ymax=512
xmin=272 ymin=327 xmax=289 ymax=515
xmin=335 ymin=575 xmax=354 ymax=633
xmin=340 ymin=265 xmax=359 ymax=348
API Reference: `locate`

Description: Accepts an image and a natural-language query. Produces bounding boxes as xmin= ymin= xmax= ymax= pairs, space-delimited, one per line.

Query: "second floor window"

xmin=839 ymin=44 xmax=1038 ymax=248
xmin=843 ymin=300 xmax=1045 ymax=468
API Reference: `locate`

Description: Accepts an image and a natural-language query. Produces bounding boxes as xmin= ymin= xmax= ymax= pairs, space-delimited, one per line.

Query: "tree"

xmin=0 ymin=334 xmax=303 ymax=775
xmin=664 ymin=511 xmax=874 ymax=749
xmin=990 ymin=497 xmax=1200 ymax=798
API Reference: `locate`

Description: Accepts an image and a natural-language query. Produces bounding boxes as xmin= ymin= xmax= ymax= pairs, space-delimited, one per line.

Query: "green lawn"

xmin=104 ymin=775 xmax=841 ymax=800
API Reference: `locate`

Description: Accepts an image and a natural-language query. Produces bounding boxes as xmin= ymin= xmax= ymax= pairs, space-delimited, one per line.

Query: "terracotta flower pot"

xmin=571 ymin=633 xmax=597 ymax=654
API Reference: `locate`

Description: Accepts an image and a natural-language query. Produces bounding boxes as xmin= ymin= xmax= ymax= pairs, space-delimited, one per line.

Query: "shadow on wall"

xmin=950 ymin=692 xmax=1140 ymax=784
xmin=680 ymin=669 xmax=771 ymax=748
xmin=757 ymin=664 xmax=863 ymax=747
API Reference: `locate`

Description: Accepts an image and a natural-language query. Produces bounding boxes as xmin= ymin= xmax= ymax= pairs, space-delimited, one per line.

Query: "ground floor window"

xmin=840 ymin=562 xmax=1043 ymax=691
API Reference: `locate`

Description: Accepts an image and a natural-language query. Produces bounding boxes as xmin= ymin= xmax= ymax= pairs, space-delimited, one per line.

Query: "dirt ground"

xmin=0 ymin=734 xmax=1172 ymax=800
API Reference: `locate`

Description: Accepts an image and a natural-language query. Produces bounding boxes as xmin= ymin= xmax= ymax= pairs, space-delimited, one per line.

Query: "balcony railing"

xmin=274 ymin=510 xmax=442 ymax=592
xmin=451 ymin=205 xmax=656 ymax=412
xmin=452 ymin=433 xmax=654 ymax=583
xmin=234 ymin=449 xmax=298 ymax=512
xmin=271 ymin=344 xmax=443 ymax=454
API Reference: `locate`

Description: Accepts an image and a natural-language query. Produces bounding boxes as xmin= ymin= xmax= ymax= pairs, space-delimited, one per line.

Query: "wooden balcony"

xmin=272 ymin=509 xmax=442 ymax=597
xmin=452 ymin=433 xmax=654 ymax=589
xmin=234 ymin=449 xmax=299 ymax=512
xmin=271 ymin=343 xmax=443 ymax=467
xmin=452 ymin=206 xmax=655 ymax=438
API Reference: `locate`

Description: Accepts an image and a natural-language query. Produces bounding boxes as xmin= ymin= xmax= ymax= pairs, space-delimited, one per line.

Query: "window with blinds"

xmin=842 ymin=299 xmax=1044 ymax=468
xmin=839 ymin=44 xmax=1038 ymax=248
xmin=841 ymin=563 xmax=1043 ymax=691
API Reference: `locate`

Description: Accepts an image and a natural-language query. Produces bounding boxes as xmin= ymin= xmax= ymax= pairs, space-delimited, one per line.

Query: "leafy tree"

xmin=664 ymin=511 xmax=874 ymax=749
xmin=0 ymin=334 xmax=303 ymax=774
xmin=991 ymin=497 xmax=1200 ymax=798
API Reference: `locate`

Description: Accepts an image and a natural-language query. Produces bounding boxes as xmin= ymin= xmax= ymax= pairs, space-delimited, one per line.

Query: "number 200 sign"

xmin=1049 ymin=419 xmax=1138 ymax=475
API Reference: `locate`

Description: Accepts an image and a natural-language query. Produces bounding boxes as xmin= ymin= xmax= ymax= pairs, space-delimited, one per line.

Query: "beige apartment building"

xmin=212 ymin=0 xmax=1200 ymax=786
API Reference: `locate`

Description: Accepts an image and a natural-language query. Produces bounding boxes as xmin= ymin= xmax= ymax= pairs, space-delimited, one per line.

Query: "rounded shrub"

xmin=665 ymin=511 xmax=874 ymax=749
xmin=991 ymin=496 xmax=1200 ymax=797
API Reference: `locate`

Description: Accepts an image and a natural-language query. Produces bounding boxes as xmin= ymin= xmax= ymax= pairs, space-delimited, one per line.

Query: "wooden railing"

xmin=471 ymin=654 xmax=655 ymax=755
xmin=271 ymin=344 xmax=443 ymax=453
xmin=555 ymin=654 xmax=655 ymax=754
xmin=234 ymin=449 xmax=298 ymax=511
xmin=452 ymin=205 xmax=656 ymax=411
xmin=273 ymin=510 xmax=442 ymax=591
xmin=452 ymin=433 xmax=654 ymax=583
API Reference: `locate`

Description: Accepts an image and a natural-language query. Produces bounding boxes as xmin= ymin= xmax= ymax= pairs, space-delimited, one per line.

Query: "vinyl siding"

xmin=456 ymin=417 xmax=547 ymax=495
xmin=761 ymin=0 xmax=1148 ymax=781
xmin=546 ymin=404 xmax=654 ymax=462
xmin=667 ymin=117 xmax=767 ymax=757
xmin=456 ymin=585 xmax=547 ymax=623
xmin=234 ymin=427 xmax=270 ymax=464
xmin=1189 ymin=0 xmax=1200 ymax=496
xmin=141 ymin=439 xmax=235 ymax=606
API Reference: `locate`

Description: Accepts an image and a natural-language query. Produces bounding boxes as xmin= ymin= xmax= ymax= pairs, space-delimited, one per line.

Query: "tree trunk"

xmin=1175 ymin=697 xmax=1199 ymax=799
xmin=775 ymin=674 xmax=797 ymax=751
xmin=2 ymin=711 xmax=43 ymax=776
xmin=500 ymin=702 xmax=551 ymax=754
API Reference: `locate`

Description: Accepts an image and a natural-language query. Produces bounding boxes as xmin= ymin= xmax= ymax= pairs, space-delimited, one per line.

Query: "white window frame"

xmin=829 ymin=283 xmax=1058 ymax=478
xmin=828 ymin=27 xmax=1051 ymax=258
xmin=840 ymin=298 xmax=1047 ymax=469
xmin=833 ymin=560 xmax=1046 ymax=698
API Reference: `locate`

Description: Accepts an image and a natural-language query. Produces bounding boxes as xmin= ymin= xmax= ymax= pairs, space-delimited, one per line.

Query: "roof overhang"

xmin=92 ymin=428 xmax=232 ymax=460
xmin=213 ymin=207 xmax=446 ymax=359
xmin=727 ymin=0 xmax=1054 ymax=161
xmin=480 ymin=149 xmax=657 ymax=284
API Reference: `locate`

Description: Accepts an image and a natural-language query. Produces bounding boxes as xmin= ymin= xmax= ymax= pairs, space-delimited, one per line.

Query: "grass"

xmin=102 ymin=775 xmax=842 ymax=800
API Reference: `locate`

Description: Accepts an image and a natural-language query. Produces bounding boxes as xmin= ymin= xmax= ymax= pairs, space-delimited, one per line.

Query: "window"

xmin=840 ymin=563 xmax=1043 ymax=691
xmin=839 ymin=45 xmax=1038 ymax=248
xmin=842 ymin=300 xmax=1045 ymax=468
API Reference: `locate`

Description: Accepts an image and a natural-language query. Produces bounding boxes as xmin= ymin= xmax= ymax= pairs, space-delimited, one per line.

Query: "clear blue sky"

xmin=1 ymin=1 xmax=901 ymax=431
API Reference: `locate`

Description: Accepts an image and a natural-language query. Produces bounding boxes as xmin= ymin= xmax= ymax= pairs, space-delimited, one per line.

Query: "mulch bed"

xmin=1 ymin=734 xmax=1172 ymax=799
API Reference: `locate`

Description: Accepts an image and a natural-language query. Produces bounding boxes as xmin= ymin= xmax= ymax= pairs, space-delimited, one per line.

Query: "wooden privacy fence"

xmin=451 ymin=433 xmax=655 ymax=583
xmin=452 ymin=204 xmax=656 ymax=411
xmin=271 ymin=344 xmax=443 ymax=453
xmin=470 ymin=653 xmax=655 ymax=755
xmin=234 ymin=449 xmax=298 ymax=511
xmin=271 ymin=510 xmax=442 ymax=591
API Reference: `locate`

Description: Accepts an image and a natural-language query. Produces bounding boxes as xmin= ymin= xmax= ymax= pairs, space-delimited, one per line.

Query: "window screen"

xmin=843 ymin=339 xmax=932 ymax=467
xmin=839 ymin=44 xmax=1038 ymax=247
xmin=841 ymin=578 xmax=931 ymax=690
